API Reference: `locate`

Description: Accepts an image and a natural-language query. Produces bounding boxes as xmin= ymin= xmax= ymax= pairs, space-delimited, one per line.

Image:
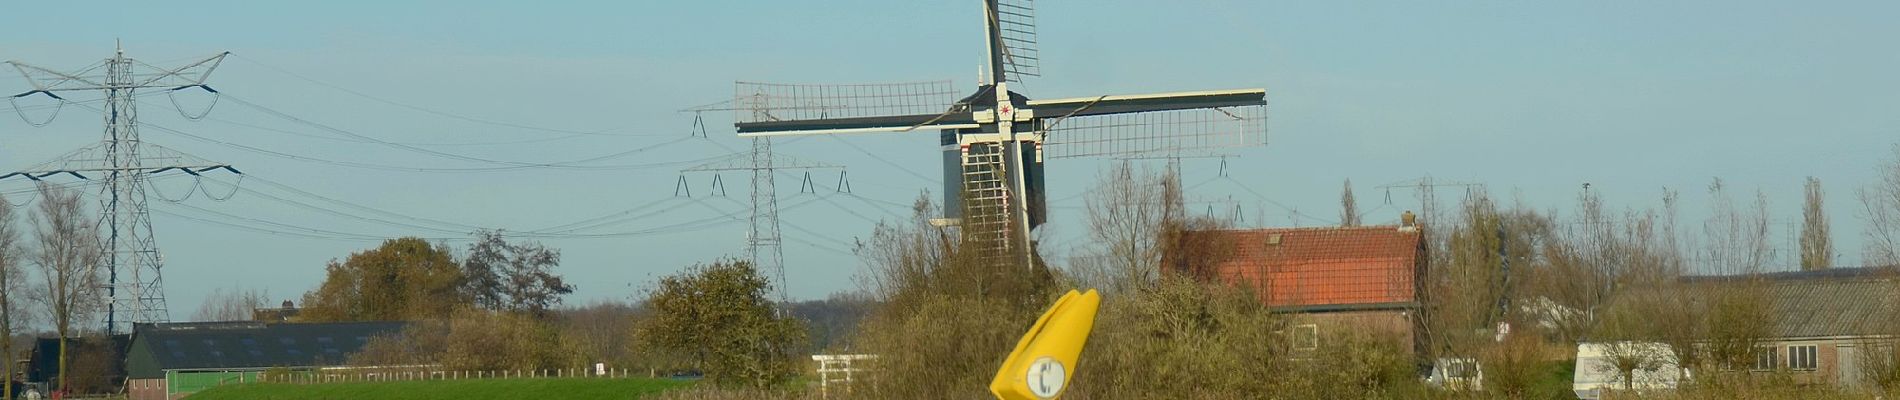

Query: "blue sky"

xmin=3 ymin=1 xmax=1898 ymax=320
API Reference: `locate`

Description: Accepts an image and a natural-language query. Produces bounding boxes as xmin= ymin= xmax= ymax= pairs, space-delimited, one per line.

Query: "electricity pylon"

xmin=676 ymin=109 xmax=845 ymax=303
xmin=4 ymin=44 xmax=238 ymax=333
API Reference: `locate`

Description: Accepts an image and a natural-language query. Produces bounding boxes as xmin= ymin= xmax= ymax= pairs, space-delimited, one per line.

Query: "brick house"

xmin=1191 ymin=225 xmax=1427 ymax=353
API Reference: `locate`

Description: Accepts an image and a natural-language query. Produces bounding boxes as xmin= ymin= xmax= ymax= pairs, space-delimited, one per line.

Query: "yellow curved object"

xmin=991 ymin=289 xmax=1102 ymax=400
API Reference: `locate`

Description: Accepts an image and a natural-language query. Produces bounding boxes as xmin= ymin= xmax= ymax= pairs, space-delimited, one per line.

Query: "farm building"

xmin=251 ymin=300 xmax=303 ymax=322
xmin=1679 ymin=268 xmax=1900 ymax=389
xmin=1573 ymin=267 xmax=1900 ymax=396
xmin=1186 ymin=224 xmax=1427 ymax=352
xmin=123 ymin=320 xmax=407 ymax=400
xmin=24 ymin=334 xmax=130 ymax=396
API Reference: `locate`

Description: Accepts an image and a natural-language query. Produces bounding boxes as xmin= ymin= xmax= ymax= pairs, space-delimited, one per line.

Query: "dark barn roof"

xmin=1765 ymin=278 xmax=1900 ymax=338
xmin=26 ymin=335 xmax=129 ymax=384
xmin=1680 ymin=267 xmax=1900 ymax=339
xmin=125 ymin=321 xmax=406 ymax=379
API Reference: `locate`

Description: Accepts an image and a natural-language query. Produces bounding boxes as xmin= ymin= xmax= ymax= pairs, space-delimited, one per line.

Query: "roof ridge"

xmin=1214 ymin=225 xmax=1410 ymax=233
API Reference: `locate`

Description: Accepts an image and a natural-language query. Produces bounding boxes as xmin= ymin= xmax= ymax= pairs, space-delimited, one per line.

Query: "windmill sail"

xmin=1041 ymin=102 xmax=1266 ymax=159
xmin=994 ymin=0 xmax=1040 ymax=81
xmin=732 ymin=80 xmax=972 ymax=135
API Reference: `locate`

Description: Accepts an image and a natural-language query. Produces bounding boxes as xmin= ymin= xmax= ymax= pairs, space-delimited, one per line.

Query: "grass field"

xmin=187 ymin=377 xmax=696 ymax=400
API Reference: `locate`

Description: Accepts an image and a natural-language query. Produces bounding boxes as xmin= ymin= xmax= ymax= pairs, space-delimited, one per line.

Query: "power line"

xmin=36 ymin=100 xmax=719 ymax=174
xmin=119 ymin=106 xmax=725 ymax=173
xmin=229 ymin=54 xmax=654 ymax=138
xmin=529 ymin=197 xmax=691 ymax=233
xmin=146 ymin=182 xmax=805 ymax=241
xmin=513 ymin=195 xmax=831 ymax=239
xmin=228 ymin=175 xmax=487 ymax=231
xmin=782 ymin=234 xmax=856 ymax=257
xmin=187 ymin=176 xmax=473 ymax=235
xmin=779 ymin=221 xmax=857 ymax=250
xmin=219 ymin=94 xmax=706 ymax=169
xmin=823 ymin=135 xmax=939 ymax=184
xmin=1221 ymin=175 xmax=1340 ymax=226
xmin=153 ymin=200 xmax=405 ymax=241
xmin=144 ymin=97 xmax=599 ymax=147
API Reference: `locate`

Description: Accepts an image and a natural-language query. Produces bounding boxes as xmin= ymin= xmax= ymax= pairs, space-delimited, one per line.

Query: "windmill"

xmin=724 ymin=0 xmax=1268 ymax=270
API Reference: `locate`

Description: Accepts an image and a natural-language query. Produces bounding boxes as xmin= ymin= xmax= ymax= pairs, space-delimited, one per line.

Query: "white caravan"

xmin=1573 ymin=342 xmax=1688 ymax=399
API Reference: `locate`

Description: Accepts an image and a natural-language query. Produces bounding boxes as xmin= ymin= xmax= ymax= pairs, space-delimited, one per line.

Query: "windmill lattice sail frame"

xmin=733 ymin=81 xmax=959 ymax=124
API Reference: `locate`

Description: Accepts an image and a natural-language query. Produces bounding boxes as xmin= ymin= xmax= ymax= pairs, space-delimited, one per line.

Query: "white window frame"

xmin=1787 ymin=345 xmax=1818 ymax=371
xmin=1753 ymin=346 xmax=1780 ymax=371
xmin=1292 ymin=324 xmax=1319 ymax=351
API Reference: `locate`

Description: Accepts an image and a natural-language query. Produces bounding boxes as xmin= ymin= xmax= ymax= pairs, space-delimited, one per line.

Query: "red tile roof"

xmin=1200 ymin=226 xmax=1423 ymax=308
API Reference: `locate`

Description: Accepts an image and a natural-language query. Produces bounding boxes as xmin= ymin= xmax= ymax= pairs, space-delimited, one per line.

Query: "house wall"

xmin=1292 ymin=309 xmax=1416 ymax=351
xmin=1760 ymin=338 xmax=1858 ymax=387
xmin=127 ymin=378 xmax=167 ymax=400
xmin=123 ymin=338 xmax=162 ymax=380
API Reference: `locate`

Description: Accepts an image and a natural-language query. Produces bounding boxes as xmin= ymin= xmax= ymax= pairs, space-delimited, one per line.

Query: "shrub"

xmin=634 ymin=259 xmax=806 ymax=388
xmin=1065 ymin=276 xmax=1283 ymax=399
xmin=351 ymin=307 xmax=584 ymax=371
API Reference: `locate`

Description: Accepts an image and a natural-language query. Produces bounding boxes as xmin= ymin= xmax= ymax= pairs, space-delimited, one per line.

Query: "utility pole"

xmin=4 ymin=44 xmax=237 ymax=333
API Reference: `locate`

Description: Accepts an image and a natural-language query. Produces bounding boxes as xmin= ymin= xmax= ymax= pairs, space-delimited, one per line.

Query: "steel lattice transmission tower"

xmin=4 ymin=44 xmax=237 ymax=333
xmin=676 ymin=106 xmax=845 ymax=303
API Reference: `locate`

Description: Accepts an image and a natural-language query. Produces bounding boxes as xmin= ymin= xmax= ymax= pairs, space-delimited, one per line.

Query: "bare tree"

xmin=1078 ymin=162 xmax=1183 ymax=294
xmin=28 ymin=183 xmax=103 ymax=393
xmin=1801 ymin=177 xmax=1832 ymax=270
xmin=1341 ymin=179 xmax=1360 ymax=227
xmin=191 ymin=287 xmax=271 ymax=322
xmin=0 ymin=196 xmax=30 ymax=400
xmin=1700 ymin=178 xmax=1774 ymax=274
xmin=855 ymin=193 xmax=952 ymax=302
xmin=1533 ymin=188 xmax=1620 ymax=345
xmin=1646 ymin=189 xmax=1703 ymax=381
xmin=1421 ymin=192 xmax=1525 ymax=362
xmin=1684 ymin=179 xmax=1778 ymax=375
xmin=1864 ymin=144 xmax=1900 ymax=267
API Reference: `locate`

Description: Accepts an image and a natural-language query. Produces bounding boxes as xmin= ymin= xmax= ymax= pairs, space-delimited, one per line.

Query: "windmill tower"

xmin=722 ymin=0 xmax=1269 ymax=270
xmin=3 ymin=45 xmax=237 ymax=333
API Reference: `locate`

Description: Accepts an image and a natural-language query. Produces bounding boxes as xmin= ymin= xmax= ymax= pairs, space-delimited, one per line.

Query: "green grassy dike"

xmin=187 ymin=377 xmax=695 ymax=400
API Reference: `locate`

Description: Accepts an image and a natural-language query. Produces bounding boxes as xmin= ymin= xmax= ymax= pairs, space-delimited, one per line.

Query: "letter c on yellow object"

xmin=990 ymin=289 xmax=1102 ymax=400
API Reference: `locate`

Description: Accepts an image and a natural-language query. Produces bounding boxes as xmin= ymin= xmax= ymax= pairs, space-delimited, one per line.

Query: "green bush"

xmin=1065 ymin=277 xmax=1283 ymax=399
xmin=634 ymin=259 xmax=806 ymax=388
xmin=851 ymin=294 xmax=1040 ymax=399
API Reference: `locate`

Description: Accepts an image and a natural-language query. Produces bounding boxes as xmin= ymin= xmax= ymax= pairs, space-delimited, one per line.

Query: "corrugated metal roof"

xmin=125 ymin=321 xmax=407 ymax=379
xmin=1667 ymin=268 xmax=1900 ymax=339
xmin=1760 ymin=275 xmax=1900 ymax=339
xmin=1200 ymin=226 xmax=1423 ymax=309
